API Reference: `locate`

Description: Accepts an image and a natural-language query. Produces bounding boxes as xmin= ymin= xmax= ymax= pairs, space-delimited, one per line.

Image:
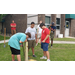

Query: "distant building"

xmin=0 ymin=14 xmax=75 ymax=37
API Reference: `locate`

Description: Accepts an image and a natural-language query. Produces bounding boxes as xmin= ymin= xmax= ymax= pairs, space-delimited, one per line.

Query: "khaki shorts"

xmin=28 ymin=40 xmax=36 ymax=49
xmin=11 ymin=30 xmax=16 ymax=35
xmin=50 ymin=33 xmax=54 ymax=39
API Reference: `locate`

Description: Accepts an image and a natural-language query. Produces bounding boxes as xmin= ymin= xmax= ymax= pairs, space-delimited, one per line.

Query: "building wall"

xmin=71 ymin=19 xmax=75 ymax=37
xmin=4 ymin=14 xmax=27 ymax=33
xmin=27 ymin=14 xmax=38 ymax=29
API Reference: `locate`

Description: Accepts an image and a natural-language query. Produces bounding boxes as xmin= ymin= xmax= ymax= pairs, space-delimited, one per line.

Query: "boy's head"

xmin=40 ymin=23 xmax=45 ymax=29
xmin=31 ymin=22 xmax=35 ymax=28
xmin=52 ymin=22 xmax=54 ymax=26
xmin=39 ymin=21 xmax=43 ymax=24
xmin=12 ymin=20 xmax=14 ymax=23
xmin=25 ymin=32 xmax=31 ymax=38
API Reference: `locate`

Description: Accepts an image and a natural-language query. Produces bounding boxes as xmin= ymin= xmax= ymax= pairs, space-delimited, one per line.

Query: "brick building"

xmin=0 ymin=14 xmax=75 ymax=37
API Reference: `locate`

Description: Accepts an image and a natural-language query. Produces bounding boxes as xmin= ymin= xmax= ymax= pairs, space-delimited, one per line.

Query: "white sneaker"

xmin=40 ymin=56 xmax=47 ymax=59
xmin=36 ymin=43 xmax=38 ymax=46
xmin=47 ymin=59 xmax=50 ymax=61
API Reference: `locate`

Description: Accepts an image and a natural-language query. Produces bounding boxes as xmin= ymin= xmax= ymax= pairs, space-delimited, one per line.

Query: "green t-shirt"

xmin=8 ymin=33 xmax=26 ymax=50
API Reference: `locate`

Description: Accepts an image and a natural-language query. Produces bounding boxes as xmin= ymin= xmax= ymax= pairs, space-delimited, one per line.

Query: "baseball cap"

xmin=52 ymin=22 xmax=54 ymax=25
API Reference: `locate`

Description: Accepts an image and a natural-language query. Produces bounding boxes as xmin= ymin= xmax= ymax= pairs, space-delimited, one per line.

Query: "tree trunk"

xmin=38 ymin=14 xmax=45 ymax=24
xmin=51 ymin=14 xmax=56 ymax=38
xmin=60 ymin=14 xmax=65 ymax=37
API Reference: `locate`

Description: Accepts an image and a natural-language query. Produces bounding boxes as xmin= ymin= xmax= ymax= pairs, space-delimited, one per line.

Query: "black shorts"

xmin=10 ymin=46 xmax=20 ymax=55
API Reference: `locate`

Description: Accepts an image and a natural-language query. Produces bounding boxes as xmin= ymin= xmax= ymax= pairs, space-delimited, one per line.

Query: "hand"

xmin=42 ymin=40 xmax=45 ymax=43
xmin=40 ymin=41 xmax=41 ymax=44
xmin=51 ymin=28 xmax=53 ymax=30
xmin=24 ymin=39 xmax=27 ymax=42
xmin=20 ymin=44 xmax=23 ymax=47
xmin=36 ymin=39 xmax=37 ymax=43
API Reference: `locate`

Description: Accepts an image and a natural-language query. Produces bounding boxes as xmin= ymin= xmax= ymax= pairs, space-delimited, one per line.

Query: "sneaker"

xmin=47 ymin=59 xmax=50 ymax=61
xmin=40 ymin=56 xmax=47 ymax=59
xmin=51 ymin=46 xmax=52 ymax=48
xmin=32 ymin=55 xmax=37 ymax=57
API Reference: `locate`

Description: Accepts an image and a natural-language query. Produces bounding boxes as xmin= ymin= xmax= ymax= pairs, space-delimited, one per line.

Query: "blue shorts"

xmin=41 ymin=42 xmax=49 ymax=51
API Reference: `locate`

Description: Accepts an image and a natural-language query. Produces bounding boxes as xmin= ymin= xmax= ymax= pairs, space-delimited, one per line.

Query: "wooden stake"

xmin=4 ymin=28 xmax=6 ymax=47
xmin=25 ymin=42 xmax=28 ymax=61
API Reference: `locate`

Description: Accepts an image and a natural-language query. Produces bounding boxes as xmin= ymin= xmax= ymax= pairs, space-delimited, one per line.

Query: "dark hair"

xmin=25 ymin=32 xmax=31 ymax=38
xmin=31 ymin=22 xmax=35 ymax=25
xmin=40 ymin=23 xmax=45 ymax=28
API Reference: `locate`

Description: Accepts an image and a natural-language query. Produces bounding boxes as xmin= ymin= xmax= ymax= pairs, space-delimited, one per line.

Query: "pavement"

xmin=0 ymin=40 xmax=9 ymax=44
xmin=53 ymin=41 xmax=75 ymax=44
xmin=0 ymin=39 xmax=75 ymax=44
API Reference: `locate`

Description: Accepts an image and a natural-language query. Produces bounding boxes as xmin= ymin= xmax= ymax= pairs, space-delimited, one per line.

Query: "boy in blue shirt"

xmin=8 ymin=32 xmax=31 ymax=61
xmin=49 ymin=22 xmax=56 ymax=48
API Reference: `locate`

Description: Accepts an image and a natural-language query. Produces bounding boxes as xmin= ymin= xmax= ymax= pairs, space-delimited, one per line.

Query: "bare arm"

xmin=53 ymin=29 xmax=56 ymax=32
xmin=35 ymin=34 xmax=37 ymax=43
xmin=11 ymin=25 xmax=16 ymax=27
xmin=42 ymin=34 xmax=49 ymax=43
xmin=37 ymin=28 xmax=39 ymax=34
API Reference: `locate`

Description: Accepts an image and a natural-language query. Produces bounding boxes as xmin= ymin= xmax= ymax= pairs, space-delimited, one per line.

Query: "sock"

xmin=51 ymin=44 xmax=52 ymax=46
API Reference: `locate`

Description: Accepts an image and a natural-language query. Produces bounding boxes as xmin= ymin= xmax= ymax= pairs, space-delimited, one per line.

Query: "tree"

xmin=51 ymin=14 xmax=56 ymax=38
xmin=60 ymin=14 xmax=65 ymax=37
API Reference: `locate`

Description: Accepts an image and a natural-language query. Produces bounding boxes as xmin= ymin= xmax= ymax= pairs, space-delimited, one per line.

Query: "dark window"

xmin=56 ymin=26 xmax=60 ymax=29
xmin=45 ymin=16 xmax=51 ymax=24
xmin=56 ymin=18 xmax=60 ymax=24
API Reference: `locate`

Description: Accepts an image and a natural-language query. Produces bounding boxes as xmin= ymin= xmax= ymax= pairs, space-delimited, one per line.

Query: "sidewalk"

xmin=0 ymin=40 xmax=9 ymax=44
xmin=53 ymin=41 xmax=75 ymax=44
xmin=0 ymin=39 xmax=75 ymax=44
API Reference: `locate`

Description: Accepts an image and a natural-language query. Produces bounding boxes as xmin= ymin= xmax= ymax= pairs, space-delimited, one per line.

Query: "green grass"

xmin=0 ymin=35 xmax=10 ymax=41
xmin=0 ymin=43 xmax=75 ymax=61
xmin=54 ymin=38 xmax=75 ymax=41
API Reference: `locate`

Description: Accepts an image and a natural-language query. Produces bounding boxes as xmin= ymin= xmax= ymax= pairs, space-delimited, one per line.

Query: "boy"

xmin=36 ymin=21 xmax=43 ymax=46
xmin=25 ymin=22 xmax=37 ymax=57
xmin=8 ymin=32 xmax=31 ymax=61
xmin=10 ymin=20 xmax=16 ymax=35
xmin=49 ymin=22 xmax=56 ymax=48
xmin=40 ymin=23 xmax=50 ymax=61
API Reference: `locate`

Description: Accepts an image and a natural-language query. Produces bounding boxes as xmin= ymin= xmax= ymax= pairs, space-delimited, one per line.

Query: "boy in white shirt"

xmin=36 ymin=21 xmax=43 ymax=46
xmin=25 ymin=22 xmax=37 ymax=57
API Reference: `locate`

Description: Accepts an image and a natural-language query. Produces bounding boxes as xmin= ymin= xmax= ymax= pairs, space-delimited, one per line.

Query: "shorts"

xmin=50 ymin=33 xmax=54 ymax=39
xmin=37 ymin=33 xmax=41 ymax=38
xmin=41 ymin=42 xmax=49 ymax=51
xmin=10 ymin=46 xmax=20 ymax=55
xmin=11 ymin=30 xmax=16 ymax=35
xmin=28 ymin=40 xmax=36 ymax=49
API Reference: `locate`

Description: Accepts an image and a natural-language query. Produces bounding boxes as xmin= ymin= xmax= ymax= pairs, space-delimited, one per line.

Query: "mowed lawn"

xmin=0 ymin=35 xmax=10 ymax=41
xmin=54 ymin=38 xmax=75 ymax=41
xmin=0 ymin=42 xmax=75 ymax=61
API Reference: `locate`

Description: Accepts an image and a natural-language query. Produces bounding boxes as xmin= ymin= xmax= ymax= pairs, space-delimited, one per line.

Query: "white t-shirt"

xmin=25 ymin=27 xmax=37 ymax=40
xmin=37 ymin=25 xmax=42 ymax=34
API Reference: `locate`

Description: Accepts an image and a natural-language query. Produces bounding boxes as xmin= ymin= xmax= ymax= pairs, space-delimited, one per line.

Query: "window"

xmin=56 ymin=18 xmax=60 ymax=30
xmin=56 ymin=26 xmax=60 ymax=29
xmin=66 ymin=21 xmax=69 ymax=28
xmin=45 ymin=16 xmax=51 ymax=24
xmin=56 ymin=18 xmax=60 ymax=24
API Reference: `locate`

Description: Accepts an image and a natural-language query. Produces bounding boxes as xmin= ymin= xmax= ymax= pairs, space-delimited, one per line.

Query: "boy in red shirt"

xmin=10 ymin=20 xmax=16 ymax=35
xmin=40 ymin=23 xmax=50 ymax=61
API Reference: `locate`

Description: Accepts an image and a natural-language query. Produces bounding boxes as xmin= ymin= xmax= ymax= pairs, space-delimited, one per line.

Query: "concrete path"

xmin=53 ymin=41 xmax=75 ymax=44
xmin=0 ymin=40 xmax=9 ymax=44
xmin=0 ymin=39 xmax=75 ymax=44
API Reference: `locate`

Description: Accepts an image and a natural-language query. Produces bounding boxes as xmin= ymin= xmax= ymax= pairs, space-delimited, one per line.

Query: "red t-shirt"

xmin=10 ymin=23 xmax=16 ymax=30
xmin=41 ymin=28 xmax=50 ymax=43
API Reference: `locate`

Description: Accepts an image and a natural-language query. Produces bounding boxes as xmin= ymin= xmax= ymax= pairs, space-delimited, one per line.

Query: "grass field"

xmin=0 ymin=35 xmax=75 ymax=61
xmin=54 ymin=38 xmax=75 ymax=41
xmin=0 ymin=42 xmax=75 ymax=61
xmin=0 ymin=35 xmax=10 ymax=41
